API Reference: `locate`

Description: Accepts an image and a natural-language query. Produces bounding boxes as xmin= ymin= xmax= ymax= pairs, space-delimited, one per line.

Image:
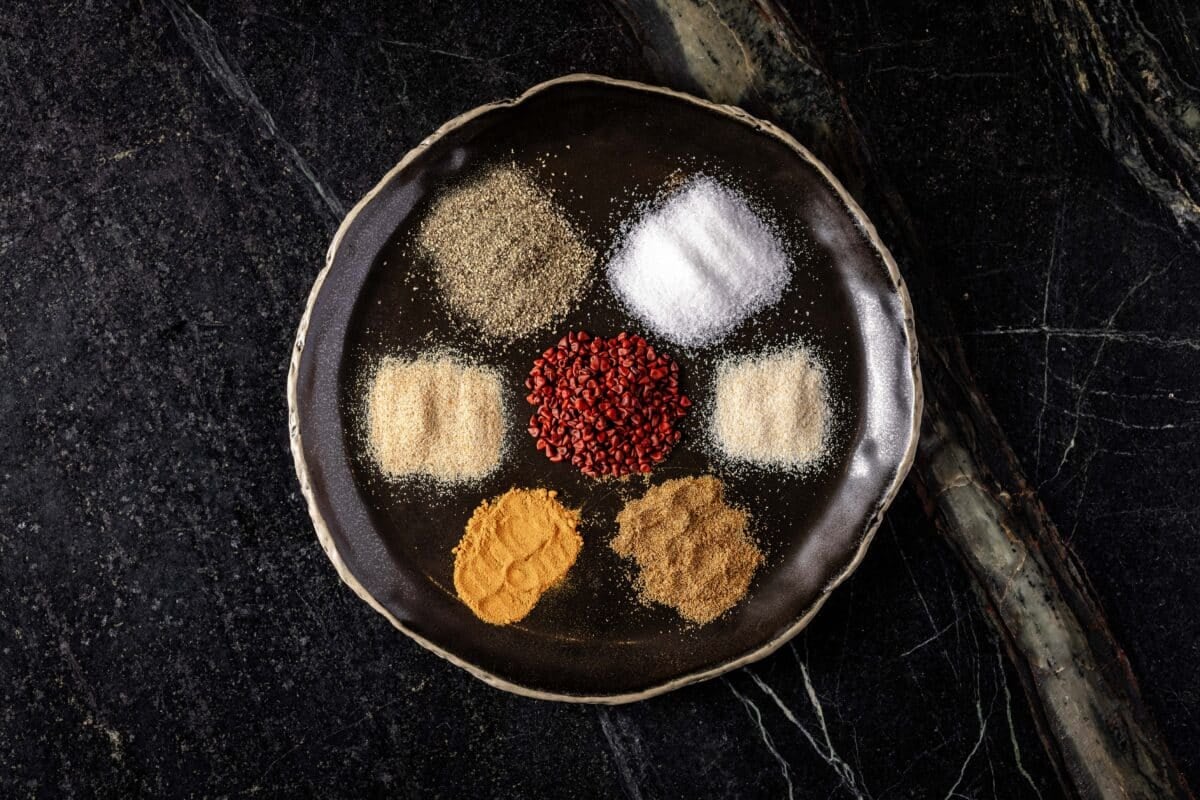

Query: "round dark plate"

xmin=288 ymin=75 xmax=920 ymax=702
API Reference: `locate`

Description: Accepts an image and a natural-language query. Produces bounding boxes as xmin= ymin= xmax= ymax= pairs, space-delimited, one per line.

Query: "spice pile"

xmin=416 ymin=164 xmax=594 ymax=340
xmin=612 ymin=476 xmax=762 ymax=624
xmin=713 ymin=347 xmax=831 ymax=468
xmin=525 ymin=330 xmax=690 ymax=478
xmin=365 ymin=356 xmax=504 ymax=483
xmin=454 ymin=488 xmax=582 ymax=625
xmin=608 ymin=176 xmax=790 ymax=347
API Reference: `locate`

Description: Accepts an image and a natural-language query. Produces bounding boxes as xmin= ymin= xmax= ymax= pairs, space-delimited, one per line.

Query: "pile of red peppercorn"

xmin=526 ymin=331 xmax=691 ymax=478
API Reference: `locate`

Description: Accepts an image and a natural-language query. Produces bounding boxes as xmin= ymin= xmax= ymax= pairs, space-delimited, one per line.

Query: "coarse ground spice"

xmin=365 ymin=356 xmax=504 ymax=483
xmin=454 ymin=488 xmax=582 ymax=625
xmin=713 ymin=347 xmax=830 ymax=468
xmin=612 ymin=476 xmax=762 ymax=624
xmin=415 ymin=164 xmax=595 ymax=340
xmin=525 ymin=330 xmax=690 ymax=478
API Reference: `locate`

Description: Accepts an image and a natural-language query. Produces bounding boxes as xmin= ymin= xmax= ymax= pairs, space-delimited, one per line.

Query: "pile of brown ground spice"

xmin=415 ymin=164 xmax=595 ymax=340
xmin=612 ymin=476 xmax=762 ymax=624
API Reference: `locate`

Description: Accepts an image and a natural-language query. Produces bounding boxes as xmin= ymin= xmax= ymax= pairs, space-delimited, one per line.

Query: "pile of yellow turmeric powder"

xmin=453 ymin=488 xmax=582 ymax=625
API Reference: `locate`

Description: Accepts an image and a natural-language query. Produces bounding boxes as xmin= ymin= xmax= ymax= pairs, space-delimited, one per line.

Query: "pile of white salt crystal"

xmin=607 ymin=176 xmax=790 ymax=347
xmin=365 ymin=356 xmax=505 ymax=483
xmin=712 ymin=347 xmax=830 ymax=468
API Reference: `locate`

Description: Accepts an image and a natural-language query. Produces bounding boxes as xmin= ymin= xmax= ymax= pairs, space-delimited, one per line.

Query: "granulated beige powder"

xmin=713 ymin=348 xmax=829 ymax=467
xmin=365 ymin=356 xmax=504 ymax=482
xmin=612 ymin=476 xmax=762 ymax=624
xmin=415 ymin=164 xmax=594 ymax=340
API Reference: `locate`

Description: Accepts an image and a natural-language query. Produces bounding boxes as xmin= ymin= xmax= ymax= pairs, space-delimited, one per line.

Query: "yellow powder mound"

xmin=454 ymin=488 xmax=582 ymax=625
xmin=365 ymin=356 xmax=504 ymax=483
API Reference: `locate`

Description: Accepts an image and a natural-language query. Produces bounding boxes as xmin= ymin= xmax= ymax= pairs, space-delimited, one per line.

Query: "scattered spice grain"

xmin=365 ymin=356 xmax=504 ymax=483
xmin=612 ymin=476 xmax=762 ymax=624
xmin=454 ymin=488 xmax=582 ymax=625
xmin=415 ymin=164 xmax=595 ymax=340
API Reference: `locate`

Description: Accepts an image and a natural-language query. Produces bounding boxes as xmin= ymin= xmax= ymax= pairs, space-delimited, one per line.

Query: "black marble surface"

xmin=0 ymin=1 xmax=1194 ymax=797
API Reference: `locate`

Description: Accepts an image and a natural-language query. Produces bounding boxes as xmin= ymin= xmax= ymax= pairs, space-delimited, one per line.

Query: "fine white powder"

xmin=607 ymin=176 xmax=790 ymax=347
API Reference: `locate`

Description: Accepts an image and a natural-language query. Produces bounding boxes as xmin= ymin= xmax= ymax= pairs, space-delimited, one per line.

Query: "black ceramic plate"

xmin=288 ymin=75 xmax=920 ymax=702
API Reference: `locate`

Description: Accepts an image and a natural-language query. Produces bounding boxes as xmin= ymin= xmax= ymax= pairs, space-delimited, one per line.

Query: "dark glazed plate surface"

xmin=289 ymin=76 xmax=920 ymax=701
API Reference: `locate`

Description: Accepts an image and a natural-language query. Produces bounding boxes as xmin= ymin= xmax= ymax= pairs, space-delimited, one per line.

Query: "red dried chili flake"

xmin=525 ymin=330 xmax=690 ymax=478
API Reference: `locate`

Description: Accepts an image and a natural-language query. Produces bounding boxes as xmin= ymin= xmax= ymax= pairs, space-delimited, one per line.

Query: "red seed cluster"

xmin=525 ymin=331 xmax=690 ymax=478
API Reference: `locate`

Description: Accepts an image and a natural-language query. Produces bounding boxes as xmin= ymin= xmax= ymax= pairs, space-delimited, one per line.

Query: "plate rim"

xmin=286 ymin=73 xmax=923 ymax=703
